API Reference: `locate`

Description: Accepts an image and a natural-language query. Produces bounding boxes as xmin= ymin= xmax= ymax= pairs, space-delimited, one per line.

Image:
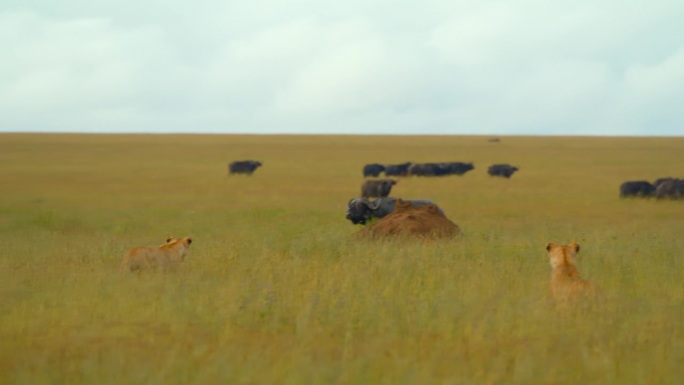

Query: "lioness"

xmin=121 ymin=236 xmax=192 ymax=272
xmin=546 ymin=242 xmax=600 ymax=307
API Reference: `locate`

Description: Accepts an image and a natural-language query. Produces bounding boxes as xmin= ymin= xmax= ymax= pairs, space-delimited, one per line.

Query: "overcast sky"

xmin=1 ymin=0 xmax=683 ymax=135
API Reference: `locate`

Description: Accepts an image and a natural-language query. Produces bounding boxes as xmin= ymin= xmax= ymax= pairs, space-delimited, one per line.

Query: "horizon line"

xmin=1 ymin=131 xmax=682 ymax=138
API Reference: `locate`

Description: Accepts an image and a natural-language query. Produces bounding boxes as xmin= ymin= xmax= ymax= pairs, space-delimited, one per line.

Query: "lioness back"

xmin=121 ymin=236 xmax=193 ymax=272
xmin=545 ymin=242 xmax=600 ymax=307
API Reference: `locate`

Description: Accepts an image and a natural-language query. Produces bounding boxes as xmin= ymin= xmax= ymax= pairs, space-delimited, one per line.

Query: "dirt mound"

xmin=357 ymin=199 xmax=460 ymax=239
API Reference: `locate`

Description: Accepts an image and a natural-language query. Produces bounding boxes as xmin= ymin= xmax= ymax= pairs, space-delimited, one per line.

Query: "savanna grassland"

xmin=0 ymin=133 xmax=683 ymax=385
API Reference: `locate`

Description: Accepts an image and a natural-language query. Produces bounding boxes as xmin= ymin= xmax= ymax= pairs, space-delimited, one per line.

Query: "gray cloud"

xmin=1 ymin=0 xmax=682 ymax=135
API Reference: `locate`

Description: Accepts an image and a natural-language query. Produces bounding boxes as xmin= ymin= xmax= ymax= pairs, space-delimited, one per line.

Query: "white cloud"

xmin=0 ymin=1 xmax=682 ymax=135
xmin=274 ymin=37 xmax=390 ymax=115
xmin=598 ymin=49 xmax=684 ymax=133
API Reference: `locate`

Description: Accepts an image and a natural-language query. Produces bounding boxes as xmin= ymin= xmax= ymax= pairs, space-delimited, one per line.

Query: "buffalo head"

xmin=346 ymin=198 xmax=369 ymax=224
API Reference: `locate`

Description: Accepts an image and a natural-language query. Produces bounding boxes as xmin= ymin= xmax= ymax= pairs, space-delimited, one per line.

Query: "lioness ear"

xmin=166 ymin=237 xmax=174 ymax=243
xmin=572 ymin=242 xmax=580 ymax=253
xmin=186 ymin=237 xmax=192 ymax=245
xmin=546 ymin=242 xmax=555 ymax=252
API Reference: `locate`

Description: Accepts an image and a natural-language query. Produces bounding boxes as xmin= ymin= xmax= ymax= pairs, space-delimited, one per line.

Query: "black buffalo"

xmin=385 ymin=162 xmax=412 ymax=177
xmin=655 ymin=179 xmax=684 ymax=200
xmin=408 ymin=163 xmax=440 ymax=176
xmin=654 ymin=177 xmax=677 ymax=189
xmin=228 ymin=160 xmax=262 ymax=175
xmin=441 ymin=162 xmax=474 ymax=176
xmin=361 ymin=179 xmax=396 ymax=198
xmin=345 ymin=197 xmax=445 ymax=225
xmin=488 ymin=164 xmax=519 ymax=178
xmin=363 ymin=163 xmax=386 ymax=177
xmin=406 ymin=162 xmax=475 ymax=176
xmin=619 ymin=181 xmax=655 ymax=198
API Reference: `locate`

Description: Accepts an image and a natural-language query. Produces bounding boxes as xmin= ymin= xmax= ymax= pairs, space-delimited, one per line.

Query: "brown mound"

xmin=357 ymin=199 xmax=460 ymax=239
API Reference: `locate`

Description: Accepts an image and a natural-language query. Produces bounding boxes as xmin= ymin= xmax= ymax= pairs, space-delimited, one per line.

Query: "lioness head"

xmin=165 ymin=236 xmax=193 ymax=262
xmin=546 ymin=242 xmax=580 ymax=270
xmin=165 ymin=237 xmax=192 ymax=245
xmin=164 ymin=237 xmax=192 ymax=246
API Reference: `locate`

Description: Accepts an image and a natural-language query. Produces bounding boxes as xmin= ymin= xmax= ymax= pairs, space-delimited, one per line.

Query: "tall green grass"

xmin=1 ymin=134 xmax=683 ymax=384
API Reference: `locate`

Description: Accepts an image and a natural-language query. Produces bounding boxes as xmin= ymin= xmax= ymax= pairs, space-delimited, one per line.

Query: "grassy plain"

xmin=0 ymin=133 xmax=683 ymax=384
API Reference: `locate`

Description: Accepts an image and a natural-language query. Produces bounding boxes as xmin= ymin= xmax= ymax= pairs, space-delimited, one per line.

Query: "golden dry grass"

xmin=1 ymin=133 xmax=683 ymax=384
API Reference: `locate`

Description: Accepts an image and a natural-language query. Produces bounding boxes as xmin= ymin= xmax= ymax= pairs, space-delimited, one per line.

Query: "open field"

xmin=1 ymin=133 xmax=683 ymax=384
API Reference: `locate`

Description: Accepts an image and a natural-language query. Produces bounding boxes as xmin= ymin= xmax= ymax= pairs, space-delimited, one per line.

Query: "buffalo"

xmin=619 ymin=181 xmax=655 ymax=198
xmin=363 ymin=163 xmax=386 ymax=177
xmin=385 ymin=162 xmax=412 ymax=177
xmin=654 ymin=177 xmax=677 ymax=189
xmin=408 ymin=163 xmax=440 ymax=176
xmin=444 ymin=162 xmax=475 ymax=175
xmin=655 ymin=179 xmax=684 ymax=200
xmin=488 ymin=164 xmax=519 ymax=178
xmin=228 ymin=160 xmax=262 ymax=175
xmin=410 ymin=162 xmax=473 ymax=177
xmin=361 ymin=179 xmax=396 ymax=198
xmin=345 ymin=197 xmax=445 ymax=225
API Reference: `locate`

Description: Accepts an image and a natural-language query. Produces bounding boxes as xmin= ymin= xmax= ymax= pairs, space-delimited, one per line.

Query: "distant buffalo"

xmin=655 ymin=179 xmax=684 ymax=200
xmin=361 ymin=179 xmax=396 ymax=198
xmin=363 ymin=163 xmax=386 ymax=177
xmin=619 ymin=181 xmax=655 ymax=198
xmin=407 ymin=162 xmax=474 ymax=176
xmin=445 ymin=162 xmax=475 ymax=175
xmin=385 ymin=162 xmax=412 ymax=177
xmin=408 ymin=163 xmax=439 ymax=176
xmin=654 ymin=177 xmax=677 ymax=189
xmin=228 ymin=160 xmax=262 ymax=175
xmin=488 ymin=164 xmax=519 ymax=178
xmin=345 ymin=197 xmax=445 ymax=225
